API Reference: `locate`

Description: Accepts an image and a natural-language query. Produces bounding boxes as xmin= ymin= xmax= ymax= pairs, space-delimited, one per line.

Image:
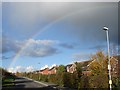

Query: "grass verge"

xmin=2 ymin=76 xmax=15 ymax=87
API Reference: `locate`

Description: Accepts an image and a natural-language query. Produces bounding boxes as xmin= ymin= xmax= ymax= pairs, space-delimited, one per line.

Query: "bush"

xmin=48 ymin=74 xmax=56 ymax=83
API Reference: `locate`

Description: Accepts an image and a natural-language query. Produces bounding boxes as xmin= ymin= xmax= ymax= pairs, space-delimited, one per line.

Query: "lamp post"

xmin=103 ymin=26 xmax=112 ymax=90
xmin=38 ymin=63 xmax=40 ymax=80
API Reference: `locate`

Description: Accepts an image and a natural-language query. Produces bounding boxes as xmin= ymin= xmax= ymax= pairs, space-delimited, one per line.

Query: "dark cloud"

xmin=2 ymin=2 xmax=118 ymax=44
xmin=2 ymin=37 xmax=60 ymax=58
xmin=25 ymin=46 xmax=59 ymax=57
xmin=2 ymin=2 xmax=118 ymax=55
xmin=2 ymin=37 xmax=20 ymax=53
xmin=56 ymin=2 xmax=118 ymax=47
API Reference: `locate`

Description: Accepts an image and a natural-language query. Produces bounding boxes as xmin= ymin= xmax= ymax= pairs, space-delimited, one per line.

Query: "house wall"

xmin=49 ymin=68 xmax=56 ymax=74
xmin=40 ymin=68 xmax=49 ymax=75
xmin=67 ymin=64 xmax=76 ymax=73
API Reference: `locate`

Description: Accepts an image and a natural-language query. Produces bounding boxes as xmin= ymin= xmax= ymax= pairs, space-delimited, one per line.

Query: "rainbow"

xmin=8 ymin=6 xmax=105 ymax=69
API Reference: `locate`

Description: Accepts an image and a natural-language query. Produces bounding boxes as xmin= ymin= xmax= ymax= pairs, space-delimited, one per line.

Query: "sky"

xmin=1 ymin=2 xmax=119 ymax=73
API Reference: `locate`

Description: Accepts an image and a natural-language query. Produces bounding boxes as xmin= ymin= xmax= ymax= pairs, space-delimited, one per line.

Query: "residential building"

xmin=66 ymin=63 xmax=76 ymax=73
xmin=40 ymin=68 xmax=49 ymax=75
xmin=48 ymin=66 xmax=57 ymax=74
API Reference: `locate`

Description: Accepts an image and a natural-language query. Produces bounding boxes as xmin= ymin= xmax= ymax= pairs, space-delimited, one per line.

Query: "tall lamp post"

xmin=38 ymin=63 xmax=40 ymax=80
xmin=103 ymin=26 xmax=112 ymax=90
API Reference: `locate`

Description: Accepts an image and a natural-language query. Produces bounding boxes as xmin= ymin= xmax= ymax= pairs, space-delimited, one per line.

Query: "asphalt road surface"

xmin=2 ymin=76 xmax=76 ymax=90
xmin=2 ymin=76 xmax=58 ymax=90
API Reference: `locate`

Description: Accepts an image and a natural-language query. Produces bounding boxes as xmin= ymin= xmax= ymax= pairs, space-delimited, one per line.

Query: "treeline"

xmin=17 ymin=51 xmax=120 ymax=89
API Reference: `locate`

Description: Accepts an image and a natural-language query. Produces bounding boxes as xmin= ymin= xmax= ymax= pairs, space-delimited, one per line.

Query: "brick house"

xmin=33 ymin=55 xmax=119 ymax=76
xmin=40 ymin=68 xmax=49 ymax=75
xmin=66 ymin=60 xmax=92 ymax=74
xmin=87 ymin=56 xmax=119 ymax=76
xmin=48 ymin=66 xmax=57 ymax=74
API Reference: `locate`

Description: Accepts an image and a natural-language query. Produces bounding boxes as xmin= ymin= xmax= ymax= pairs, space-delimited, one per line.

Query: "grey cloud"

xmin=24 ymin=46 xmax=59 ymax=57
xmin=2 ymin=2 xmax=118 ymax=49
xmin=62 ymin=3 xmax=118 ymax=46
xmin=2 ymin=37 xmax=21 ymax=53
xmin=59 ymin=43 xmax=75 ymax=49
xmin=3 ymin=2 xmax=118 ymax=41
xmin=2 ymin=37 xmax=60 ymax=57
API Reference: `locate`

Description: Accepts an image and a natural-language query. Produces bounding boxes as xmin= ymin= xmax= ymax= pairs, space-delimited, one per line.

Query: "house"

xmin=40 ymin=68 xmax=49 ymax=75
xmin=33 ymin=55 xmax=119 ymax=76
xmin=66 ymin=64 xmax=72 ymax=73
xmin=87 ymin=56 xmax=119 ymax=77
xmin=35 ymin=66 xmax=58 ymax=75
xmin=66 ymin=63 xmax=76 ymax=73
xmin=66 ymin=60 xmax=91 ymax=73
xmin=48 ymin=66 xmax=57 ymax=74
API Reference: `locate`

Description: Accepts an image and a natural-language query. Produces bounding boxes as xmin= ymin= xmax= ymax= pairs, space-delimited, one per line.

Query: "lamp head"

xmin=103 ymin=26 xmax=108 ymax=31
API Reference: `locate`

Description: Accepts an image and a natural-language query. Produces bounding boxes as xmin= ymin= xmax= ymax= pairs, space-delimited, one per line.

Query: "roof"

xmin=49 ymin=66 xmax=57 ymax=71
xmin=40 ymin=68 xmax=49 ymax=72
xmin=66 ymin=64 xmax=73 ymax=67
xmin=112 ymin=55 xmax=120 ymax=61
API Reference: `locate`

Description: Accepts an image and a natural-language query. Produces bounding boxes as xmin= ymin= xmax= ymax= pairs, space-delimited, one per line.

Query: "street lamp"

xmin=38 ymin=63 xmax=40 ymax=80
xmin=103 ymin=26 xmax=112 ymax=90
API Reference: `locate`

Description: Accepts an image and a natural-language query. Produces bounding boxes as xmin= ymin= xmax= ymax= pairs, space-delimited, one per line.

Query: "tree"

xmin=75 ymin=62 xmax=82 ymax=78
xmin=62 ymin=72 xmax=71 ymax=87
xmin=88 ymin=51 xmax=108 ymax=88
xmin=56 ymin=65 xmax=66 ymax=73
xmin=74 ymin=62 xmax=82 ymax=89
xmin=56 ymin=65 xmax=66 ymax=86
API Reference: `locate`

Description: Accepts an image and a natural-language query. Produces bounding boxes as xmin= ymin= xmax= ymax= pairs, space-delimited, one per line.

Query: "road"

xmin=2 ymin=76 xmax=58 ymax=90
xmin=2 ymin=76 xmax=76 ymax=90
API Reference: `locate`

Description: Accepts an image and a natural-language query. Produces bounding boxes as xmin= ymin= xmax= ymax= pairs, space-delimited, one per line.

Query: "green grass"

xmin=2 ymin=76 xmax=15 ymax=87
